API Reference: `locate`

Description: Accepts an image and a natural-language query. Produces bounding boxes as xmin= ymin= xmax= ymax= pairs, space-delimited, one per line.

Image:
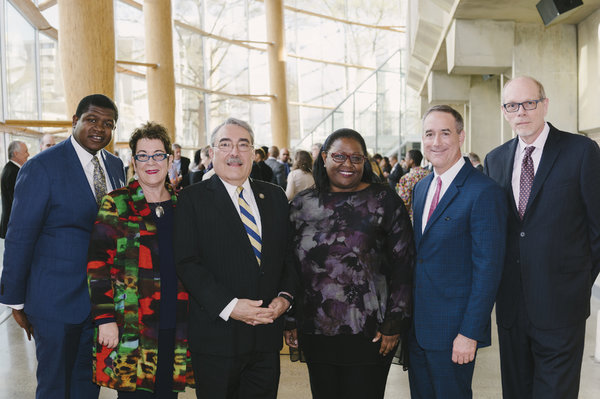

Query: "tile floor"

xmin=1 ymin=297 xmax=599 ymax=398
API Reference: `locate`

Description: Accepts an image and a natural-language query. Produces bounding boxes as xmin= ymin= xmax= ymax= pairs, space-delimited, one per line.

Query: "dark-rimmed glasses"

xmin=133 ymin=153 xmax=169 ymax=162
xmin=328 ymin=152 xmax=366 ymax=164
xmin=502 ymin=99 xmax=544 ymax=113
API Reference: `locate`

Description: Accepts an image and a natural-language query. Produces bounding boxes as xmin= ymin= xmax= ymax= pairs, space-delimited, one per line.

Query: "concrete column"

xmin=58 ymin=0 xmax=115 ymax=151
xmin=513 ymin=23 xmax=578 ymax=133
xmin=265 ymin=0 xmax=289 ymax=148
xmin=578 ymin=9 xmax=600 ymax=135
xmin=143 ymin=0 xmax=176 ymax=142
xmin=468 ymin=75 xmax=503 ymax=158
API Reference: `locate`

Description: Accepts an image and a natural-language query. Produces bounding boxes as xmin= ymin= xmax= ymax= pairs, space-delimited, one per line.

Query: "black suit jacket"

xmin=179 ymin=156 xmax=191 ymax=187
xmin=484 ymin=123 xmax=600 ymax=330
xmin=0 ymin=161 xmax=20 ymax=238
xmin=174 ymin=175 xmax=296 ymax=356
xmin=388 ymin=163 xmax=403 ymax=189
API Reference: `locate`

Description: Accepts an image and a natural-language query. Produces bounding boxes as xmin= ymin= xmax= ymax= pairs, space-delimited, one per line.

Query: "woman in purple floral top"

xmin=285 ymin=128 xmax=415 ymax=399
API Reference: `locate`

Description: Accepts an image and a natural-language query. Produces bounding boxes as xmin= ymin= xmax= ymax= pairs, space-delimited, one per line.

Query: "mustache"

xmin=226 ymin=156 xmax=243 ymax=165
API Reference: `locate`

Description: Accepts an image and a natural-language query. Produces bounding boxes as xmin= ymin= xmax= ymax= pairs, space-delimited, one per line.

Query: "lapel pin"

xmin=259 ymin=193 xmax=265 ymax=199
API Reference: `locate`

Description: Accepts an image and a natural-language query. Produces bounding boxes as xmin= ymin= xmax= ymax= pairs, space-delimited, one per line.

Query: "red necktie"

xmin=427 ymin=176 xmax=442 ymax=222
xmin=518 ymin=146 xmax=535 ymax=220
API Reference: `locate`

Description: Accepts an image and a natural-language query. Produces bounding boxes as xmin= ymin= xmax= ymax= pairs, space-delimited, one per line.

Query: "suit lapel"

xmin=413 ymin=173 xmax=432 ymax=247
xmin=63 ymin=139 xmax=97 ymax=207
xmin=524 ymin=126 xmax=561 ymax=219
xmin=422 ymin=161 xmax=472 ymax=237
xmin=100 ymin=150 xmax=125 ymax=190
xmin=502 ymin=139 xmax=519 ymax=218
xmin=208 ymin=175 xmax=258 ymax=266
xmin=250 ymin=179 xmax=268 ymax=264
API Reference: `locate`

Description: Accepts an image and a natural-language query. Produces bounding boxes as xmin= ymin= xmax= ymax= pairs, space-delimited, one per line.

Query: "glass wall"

xmin=0 ymin=0 xmax=409 ymax=159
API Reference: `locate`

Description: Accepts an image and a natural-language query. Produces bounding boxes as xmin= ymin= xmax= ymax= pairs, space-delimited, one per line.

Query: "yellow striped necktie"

xmin=236 ymin=187 xmax=262 ymax=265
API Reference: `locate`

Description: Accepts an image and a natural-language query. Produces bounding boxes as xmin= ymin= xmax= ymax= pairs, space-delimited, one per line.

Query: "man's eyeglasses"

xmin=502 ymin=99 xmax=544 ymax=113
xmin=328 ymin=152 xmax=367 ymax=164
xmin=214 ymin=141 xmax=254 ymax=153
xmin=133 ymin=153 xmax=169 ymax=162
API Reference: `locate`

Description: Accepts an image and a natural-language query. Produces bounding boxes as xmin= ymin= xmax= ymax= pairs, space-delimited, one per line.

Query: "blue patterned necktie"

xmin=92 ymin=156 xmax=107 ymax=207
xmin=236 ymin=187 xmax=262 ymax=265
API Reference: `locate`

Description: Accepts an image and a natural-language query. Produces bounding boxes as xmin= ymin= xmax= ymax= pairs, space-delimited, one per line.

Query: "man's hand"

xmin=267 ymin=296 xmax=290 ymax=320
xmin=284 ymin=328 xmax=298 ymax=348
xmin=230 ymin=299 xmax=275 ymax=326
xmin=452 ymin=333 xmax=477 ymax=364
xmin=12 ymin=309 xmax=33 ymax=341
xmin=98 ymin=322 xmax=119 ymax=349
xmin=372 ymin=332 xmax=400 ymax=356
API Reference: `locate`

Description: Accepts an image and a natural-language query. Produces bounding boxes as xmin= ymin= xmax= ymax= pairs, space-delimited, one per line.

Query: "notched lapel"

xmin=63 ymin=140 xmax=98 ymax=208
xmin=525 ymin=129 xmax=561 ymax=217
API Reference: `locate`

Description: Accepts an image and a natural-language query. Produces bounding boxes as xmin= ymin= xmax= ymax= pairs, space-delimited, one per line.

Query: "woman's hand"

xmin=284 ymin=328 xmax=298 ymax=348
xmin=98 ymin=322 xmax=119 ymax=349
xmin=372 ymin=332 xmax=400 ymax=356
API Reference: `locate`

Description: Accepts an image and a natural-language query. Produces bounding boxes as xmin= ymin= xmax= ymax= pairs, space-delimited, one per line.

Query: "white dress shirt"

xmin=511 ymin=122 xmax=549 ymax=206
xmin=422 ymin=157 xmax=465 ymax=233
xmin=218 ymin=177 xmax=263 ymax=321
xmin=71 ymin=136 xmax=113 ymax=195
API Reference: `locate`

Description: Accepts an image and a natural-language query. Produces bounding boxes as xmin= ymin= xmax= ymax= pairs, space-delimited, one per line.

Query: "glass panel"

xmin=39 ymin=33 xmax=66 ymax=120
xmin=114 ymin=73 xmax=149 ymax=143
xmin=5 ymin=2 xmax=38 ymax=119
xmin=173 ymin=0 xmax=204 ymax=28
xmin=173 ymin=24 xmax=205 ymax=87
xmin=175 ymin=87 xmax=204 ymax=149
xmin=115 ymin=0 xmax=145 ymax=73
xmin=40 ymin=4 xmax=59 ymax=28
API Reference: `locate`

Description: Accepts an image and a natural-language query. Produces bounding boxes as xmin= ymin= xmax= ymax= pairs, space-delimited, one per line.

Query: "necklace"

xmin=155 ymin=205 xmax=164 ymax=218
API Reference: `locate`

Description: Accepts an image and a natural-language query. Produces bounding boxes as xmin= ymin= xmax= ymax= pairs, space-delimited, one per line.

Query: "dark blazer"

xmin=388 ymin=162 xmax=403 ymax=189
xmin=179 ymin=156 xmax=191 ymax=187
xmin=0 ymin=161 xmax=20 ymax=238
xmin=412 ymin=159 xmax=507 ymax=350
xmin=484 ymin=123 xmax=600 ymax=330
xmin=174 ymin=174 xmax=296 ymax=356
xmin=0 ymin=138 xmax=125 ymax=323
xmin=265 ymin=158 xmax=286 ymax=188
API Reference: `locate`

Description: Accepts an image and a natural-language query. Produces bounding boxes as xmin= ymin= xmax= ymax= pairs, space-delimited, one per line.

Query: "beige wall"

xmin=578 ymin=9 xmax=600 ymax=136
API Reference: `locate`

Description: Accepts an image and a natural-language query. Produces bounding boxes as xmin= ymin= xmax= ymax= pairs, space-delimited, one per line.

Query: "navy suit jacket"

xmin=484 ymin=123 xmax=600 ymax=330
xmin=412 ymin=159 xmax=507 ymax=351
xmin=0 ymin=138 xmax=125 ymax=324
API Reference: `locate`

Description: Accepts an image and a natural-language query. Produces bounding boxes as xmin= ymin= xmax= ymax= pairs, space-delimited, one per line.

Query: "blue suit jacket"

xmin=412 ymin=159 xmax=507 ymax=351
xmin=0 ymin=138 xmax=125 ymax=324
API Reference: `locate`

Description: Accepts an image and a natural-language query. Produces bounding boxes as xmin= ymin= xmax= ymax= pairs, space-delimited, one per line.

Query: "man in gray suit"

xmin=265 ymin=145 xmax=286 ymax=188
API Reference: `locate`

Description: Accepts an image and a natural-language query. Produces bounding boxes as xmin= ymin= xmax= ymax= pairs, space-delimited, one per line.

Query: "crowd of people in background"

xmin=1 ymin=74 xmax=599 ymax=399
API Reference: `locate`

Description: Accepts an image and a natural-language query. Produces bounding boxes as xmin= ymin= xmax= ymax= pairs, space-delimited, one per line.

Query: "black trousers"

xmin=191 ymin=351 xmax=280 ymax=399
xmin=118 ymin=328 xmax=177 ymax=399
xmin=497 ymin=301 xmax=585 ymax=399
xmin=306 ymin=361 xmax=392 ymax=399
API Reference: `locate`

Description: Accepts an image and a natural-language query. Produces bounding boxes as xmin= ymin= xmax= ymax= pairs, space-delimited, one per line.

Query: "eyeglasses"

xmin=214 ymin=141 xmax=254 ymax=153
xmin=83 ymin=117 xmax=116 ymax=130
xmin=133 ymin=153 xmax=169 ymax=162
xmin=328 ymin=152 xmax=367 ymax=164
xmin=502 ymin=99 xmax=544 ymax=113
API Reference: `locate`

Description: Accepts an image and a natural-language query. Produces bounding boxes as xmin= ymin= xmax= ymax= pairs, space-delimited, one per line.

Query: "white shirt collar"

xmin=517 ymin=122 xmax=550 ymax=154
xmin=70 ymin=135 xmax=100 ymax=165
xmin=433 ymin=156 xmax=465 ymax=187
xmin=9 ymin=160 xmax=22 ymax=168
xmin=219 ymin=177 xmax=252 ymax=198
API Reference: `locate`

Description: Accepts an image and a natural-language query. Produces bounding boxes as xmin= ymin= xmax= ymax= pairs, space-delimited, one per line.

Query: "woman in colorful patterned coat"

xmin=284 ymin=128 xmax=415 ymax=399
xmin=87 ymin=122 xmax=194 ymax=398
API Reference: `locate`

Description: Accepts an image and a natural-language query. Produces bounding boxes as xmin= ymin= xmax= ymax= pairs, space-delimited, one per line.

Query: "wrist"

xmin=277 ymin=293 xmax=294 ymax=313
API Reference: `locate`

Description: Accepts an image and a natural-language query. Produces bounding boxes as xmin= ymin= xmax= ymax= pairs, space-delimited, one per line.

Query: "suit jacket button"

xmin=520 ymin=232 xmax=525 ymax=237
xmin=260 ymin=271 xmax=265 ymax=276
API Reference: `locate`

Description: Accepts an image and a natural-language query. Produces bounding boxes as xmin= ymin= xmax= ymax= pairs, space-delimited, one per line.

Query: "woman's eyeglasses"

xmin=328 ymin=152 xmax=366 ymax=164
xmin=133 ymin=153 xmax=169 ymax=162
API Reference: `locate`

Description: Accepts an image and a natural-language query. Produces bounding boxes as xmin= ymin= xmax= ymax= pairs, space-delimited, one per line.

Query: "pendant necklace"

xmin=155 ymin=205 xmax=164 ymax=218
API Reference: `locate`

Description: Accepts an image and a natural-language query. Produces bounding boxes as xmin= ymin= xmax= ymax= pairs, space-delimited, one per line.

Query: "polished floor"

xmin=1 ymin=296 xmax=600 ymax=398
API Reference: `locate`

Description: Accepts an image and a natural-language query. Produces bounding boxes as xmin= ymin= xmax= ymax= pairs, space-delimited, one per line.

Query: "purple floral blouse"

xmin=289 ymin=184 xmax=414 ymax=338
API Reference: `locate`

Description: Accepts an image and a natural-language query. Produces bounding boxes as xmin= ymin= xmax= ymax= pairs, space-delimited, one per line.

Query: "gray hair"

xmin=210 ymin=118 xmax=254 ymax=146
xmin=8 ymin=141 xmax=24 ymax=159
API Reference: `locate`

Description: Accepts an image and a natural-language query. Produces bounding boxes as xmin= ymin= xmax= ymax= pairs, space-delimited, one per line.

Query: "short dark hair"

xmin=313 ymin=128 xmax=375 ymax=193
xmin=75 ymin=94 xmax=118 ymax=122
xmin=408 ymin=149 xmax=423 ymax=166
xmin=422 ymin=104 xmax=464 ymax=133
xmin=254 ymin=148 xmax=266 ymax=160
xmin=193 ymin=149 xmax=202 ymax=165
xmin=129 ymin=122 xmax=172 ymax=155
xmin=293 ymin=150 xmax=313 ymax=173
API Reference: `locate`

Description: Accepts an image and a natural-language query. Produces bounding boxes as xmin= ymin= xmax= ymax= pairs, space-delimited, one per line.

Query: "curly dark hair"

xmin=313 ymin=128 xmax=375 ymax=193
xmin=129 ymin=122 xmax=172 ymax=155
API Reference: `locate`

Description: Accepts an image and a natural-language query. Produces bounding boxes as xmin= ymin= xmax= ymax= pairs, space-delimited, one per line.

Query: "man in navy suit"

xmin=409 ymin=105 xmax=507 ymax=398
xmin=484 ymin=76 xmax=600 ymax=399
xmin=0 ymin=94 xmax=126 ymax=399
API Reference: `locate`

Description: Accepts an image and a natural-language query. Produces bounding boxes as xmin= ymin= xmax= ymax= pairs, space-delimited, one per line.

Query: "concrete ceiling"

xmin=455 ymin=0 xmax=600 ymax=25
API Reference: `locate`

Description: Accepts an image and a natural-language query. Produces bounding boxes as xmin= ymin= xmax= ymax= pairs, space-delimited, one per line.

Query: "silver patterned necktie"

xmin=518 ymin=146 xmax=535 ymax=220
xmin=91 ymin=156 xmax=107 ymax=207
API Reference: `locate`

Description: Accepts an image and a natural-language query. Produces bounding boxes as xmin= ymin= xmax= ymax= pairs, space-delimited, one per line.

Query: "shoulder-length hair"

xmin=313 ymin=128 xmax=375 ymax=193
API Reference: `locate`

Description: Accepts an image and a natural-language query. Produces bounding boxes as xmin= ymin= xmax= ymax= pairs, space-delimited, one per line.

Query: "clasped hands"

xmin=230 ymin=297 xmax=289 ymax=326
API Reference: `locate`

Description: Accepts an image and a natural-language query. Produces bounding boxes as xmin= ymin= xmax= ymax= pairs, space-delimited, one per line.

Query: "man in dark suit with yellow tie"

xmin=174 ymin=118 xmax=296 ymax=399
xmin=484 ymin=76 xmax=600 ymax=399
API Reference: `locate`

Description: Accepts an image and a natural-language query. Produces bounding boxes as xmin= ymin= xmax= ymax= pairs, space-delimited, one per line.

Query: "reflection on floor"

xmin=1 ymin=298 xmax=599 ymax=398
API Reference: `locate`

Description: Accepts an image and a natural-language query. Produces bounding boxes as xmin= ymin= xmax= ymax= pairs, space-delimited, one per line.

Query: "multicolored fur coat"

xmin=87 ymin=180 xmax=194 ymax=392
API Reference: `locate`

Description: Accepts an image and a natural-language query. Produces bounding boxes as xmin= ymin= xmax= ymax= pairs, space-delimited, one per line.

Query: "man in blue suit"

xmin=484 ymin=76 xmax=600 ymax=399
xmin=0 ymin=94 xmax=126 ymax=399
xmin=409 ymin=105 xmax=507 ymax=398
